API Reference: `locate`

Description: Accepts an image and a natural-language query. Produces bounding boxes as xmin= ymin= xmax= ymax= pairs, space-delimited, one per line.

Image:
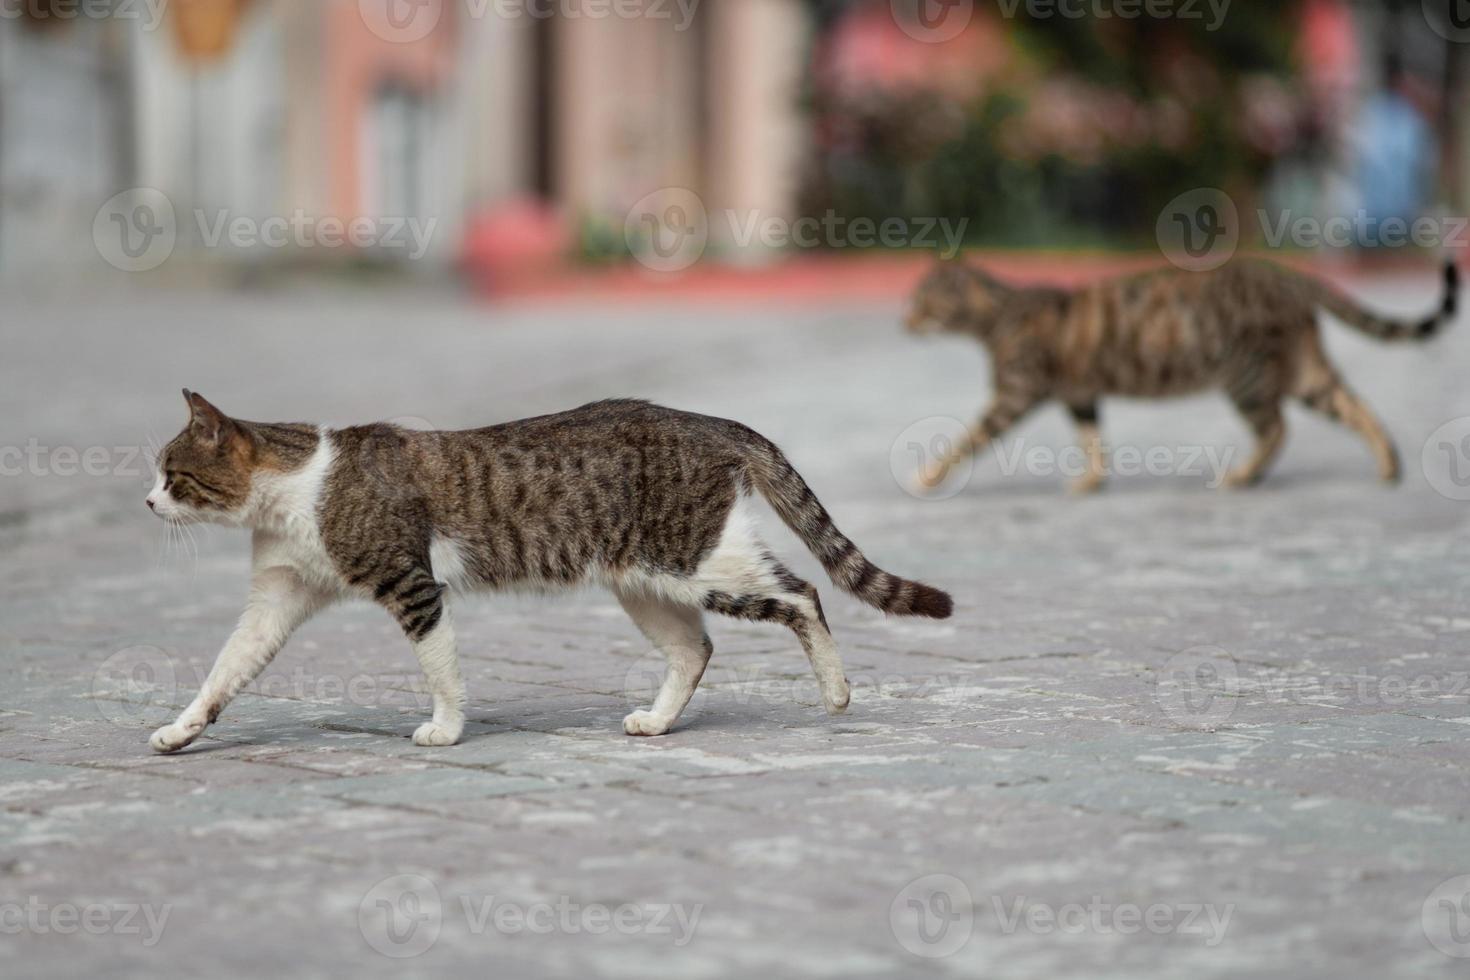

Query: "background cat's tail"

xmin=745 ymin=445 xmax=953 ymax=619
xmin=1315 ymin=258 xmax=1458 ymax=340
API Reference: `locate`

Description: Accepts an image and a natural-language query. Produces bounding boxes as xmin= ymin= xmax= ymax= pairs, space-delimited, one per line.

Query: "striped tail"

xmin=746 ymin=445 xmax=953 ymax=619
xmin=1315 ymin=259 xmax=1458 ymax=340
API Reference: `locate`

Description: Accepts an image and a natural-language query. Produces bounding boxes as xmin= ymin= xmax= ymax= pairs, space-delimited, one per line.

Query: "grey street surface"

xmin=3 ymin=276 xmax=1470 ymax=978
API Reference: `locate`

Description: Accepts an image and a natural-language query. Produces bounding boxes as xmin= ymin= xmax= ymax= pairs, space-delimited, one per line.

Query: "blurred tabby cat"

xmin=145 ymin=393 xmax=951 ymax=753
xmin=905 ymin=257 xmax=1458 ymax=492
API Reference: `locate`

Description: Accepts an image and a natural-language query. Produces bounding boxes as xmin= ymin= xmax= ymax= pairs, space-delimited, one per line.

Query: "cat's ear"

xmin=183 ymin=389 xmax=230 ymax=444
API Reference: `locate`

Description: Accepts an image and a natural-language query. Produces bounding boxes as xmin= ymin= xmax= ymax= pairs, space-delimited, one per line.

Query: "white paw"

xmin=623 ymin=710 xmax=672 ymax=736
xmin=149 ymin=722 xmax=202 ymax=754
xmin=412 ymin=720 xmax=462 ymax=747
xmin=824 ymin=679 xmax=852 ymax=716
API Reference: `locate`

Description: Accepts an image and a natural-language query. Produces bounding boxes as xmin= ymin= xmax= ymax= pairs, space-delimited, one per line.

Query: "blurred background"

xmin=1 ymin=0 xmax=1467 ymax=295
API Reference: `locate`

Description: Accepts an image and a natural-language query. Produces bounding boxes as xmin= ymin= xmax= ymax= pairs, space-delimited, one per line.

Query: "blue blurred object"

xmin=1352 ymin=75 xmax=1436 ymax=246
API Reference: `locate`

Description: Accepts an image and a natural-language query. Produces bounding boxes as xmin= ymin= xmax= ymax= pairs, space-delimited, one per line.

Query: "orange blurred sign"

xmin=171 ymin=0 xmax=253 ymax=62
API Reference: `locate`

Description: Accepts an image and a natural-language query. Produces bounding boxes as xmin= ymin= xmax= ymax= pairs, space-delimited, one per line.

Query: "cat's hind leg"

xmin=615 ymin=593 xmax=711 ymax=736
xmin=1293 ymin=341 xmax=1401 ymax=482
xmin=685 ymin=500 xmax=850 ymax=716
xmin=1222 ymin=359 xmax=1288 ymax=488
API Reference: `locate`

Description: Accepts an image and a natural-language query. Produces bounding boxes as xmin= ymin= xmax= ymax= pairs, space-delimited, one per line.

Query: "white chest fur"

xmin=248 ymin=430 xmax=340 ymax=590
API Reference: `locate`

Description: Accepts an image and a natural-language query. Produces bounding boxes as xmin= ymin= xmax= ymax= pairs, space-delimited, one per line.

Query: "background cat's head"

xmin=905 ymin=258 xmax=1005 ymax=336
xmin=147 ymin=390 xmax=257 ymax=524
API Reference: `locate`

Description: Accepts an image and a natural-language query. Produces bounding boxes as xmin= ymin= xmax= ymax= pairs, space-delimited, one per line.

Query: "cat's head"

xmin=147 ymin=390 xmax=257 ymax=525
xmin=905 ymin=258 xmax=1003 ymax=335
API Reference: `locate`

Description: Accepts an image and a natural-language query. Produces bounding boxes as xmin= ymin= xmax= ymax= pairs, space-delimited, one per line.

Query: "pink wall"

xmin=324 ymin=0 xmax=456 ymax=218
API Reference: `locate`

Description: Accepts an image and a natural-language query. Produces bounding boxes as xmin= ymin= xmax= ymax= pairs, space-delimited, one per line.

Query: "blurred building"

xmin=0 ymin=0 xmax=808 ymax=286
xmin=0 ymin=11 xmax=132 ymax=283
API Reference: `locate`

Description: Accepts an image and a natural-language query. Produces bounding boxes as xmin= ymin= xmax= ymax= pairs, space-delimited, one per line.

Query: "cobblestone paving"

xmin=3 ymin=279 xmax=1470 ymax=978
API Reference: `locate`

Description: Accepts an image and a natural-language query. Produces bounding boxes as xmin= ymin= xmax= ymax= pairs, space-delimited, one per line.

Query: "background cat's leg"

xmin=1223 ymin=396 xmax=1286 ymax=488
xmin=1222 ymin=357 xmax=1288 ymax=488
xmin=1068 ymin=401 xmax=1106 ymax=494
xmin=918 ymin=387 xmax=1041 ymax=489
xmin=1299 ymin=383 xmax=1401 ymax=482
xmin=615 ymin=592 xmax=711 ymax=736
xmin=150 ymin=567 xmax=329 ymax=753
xmin=376 ymin=567 xmax=465 ymax=746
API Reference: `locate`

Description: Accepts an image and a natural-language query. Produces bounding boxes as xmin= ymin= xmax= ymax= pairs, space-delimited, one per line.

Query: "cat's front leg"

xmin=371 ymin=567 xmax=465 ymax=746
xmin=150 ymin=566 xmax=330 ymax=753
xmin=917 ymin=387 xmax=1042 ymax=490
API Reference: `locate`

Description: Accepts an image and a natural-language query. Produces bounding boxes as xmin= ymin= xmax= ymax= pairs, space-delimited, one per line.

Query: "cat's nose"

xmin=146 ymin=496 xmax=156 ymax=511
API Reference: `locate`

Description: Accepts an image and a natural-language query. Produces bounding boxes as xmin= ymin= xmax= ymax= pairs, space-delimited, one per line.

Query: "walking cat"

xmin=145 ymin=392 xmax=951 ymax=752
xmin=905 ymin=257 xmax=1458 ymax=492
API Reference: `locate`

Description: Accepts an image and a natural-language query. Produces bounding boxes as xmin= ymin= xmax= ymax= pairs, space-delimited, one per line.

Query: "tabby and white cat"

xmin=906 ymin=257 xmax=1458 ymax=492
xmin=145 ymin=392 xmax=951 ymax=752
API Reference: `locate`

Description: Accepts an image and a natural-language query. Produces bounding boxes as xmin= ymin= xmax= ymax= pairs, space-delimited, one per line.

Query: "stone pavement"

xmin=2 ymin=277 xmax=1470 ymax=978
